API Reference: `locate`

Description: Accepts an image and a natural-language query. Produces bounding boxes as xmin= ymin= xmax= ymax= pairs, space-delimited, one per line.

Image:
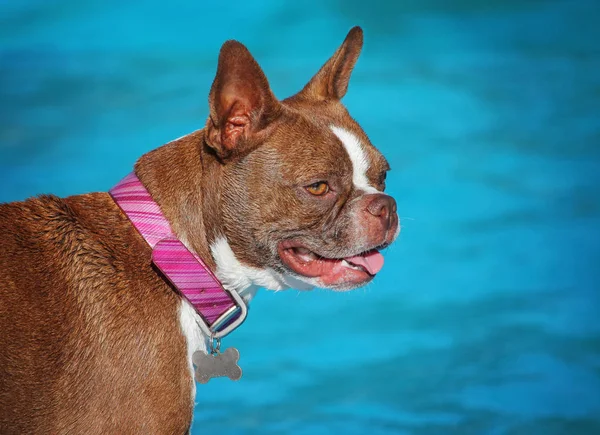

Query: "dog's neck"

xmin=133 ymin=130 xmax=276 ymax=301
xmin=135 ymin=130 xmax=217 ymax=264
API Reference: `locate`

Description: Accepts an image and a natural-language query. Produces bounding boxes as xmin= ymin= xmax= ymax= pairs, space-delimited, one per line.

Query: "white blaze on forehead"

xmin=330 ymin=126 xmax=380 ymax=194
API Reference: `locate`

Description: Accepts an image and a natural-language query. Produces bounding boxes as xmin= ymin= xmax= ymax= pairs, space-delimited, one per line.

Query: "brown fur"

xmin=0 ymin=26 xmax=396 ymax=433
xmin=0 ymin=194 xmax=192 ymax=433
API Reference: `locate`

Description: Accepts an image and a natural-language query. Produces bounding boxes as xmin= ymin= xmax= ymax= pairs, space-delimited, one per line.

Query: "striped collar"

xmin=109 ymin=173 xmax=247 ymax=339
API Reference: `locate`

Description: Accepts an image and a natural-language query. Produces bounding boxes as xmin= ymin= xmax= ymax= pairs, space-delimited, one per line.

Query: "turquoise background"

xmin=1 ymin=1 xmax=599 ymax=434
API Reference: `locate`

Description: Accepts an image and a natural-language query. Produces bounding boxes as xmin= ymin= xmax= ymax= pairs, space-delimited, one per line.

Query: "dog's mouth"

xmin=277 ymin=241 xmax=385 ymax=289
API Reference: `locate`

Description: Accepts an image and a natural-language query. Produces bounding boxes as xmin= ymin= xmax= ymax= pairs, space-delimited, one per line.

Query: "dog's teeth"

xmin=295 ymin=247 xmax=317 ymax=262
xmin=342 ymin=259 xmax=361 ymax=271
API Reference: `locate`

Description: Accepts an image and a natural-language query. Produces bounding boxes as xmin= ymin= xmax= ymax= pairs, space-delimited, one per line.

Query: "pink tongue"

xmin=344 ymin=250 xmax=384 ymax=275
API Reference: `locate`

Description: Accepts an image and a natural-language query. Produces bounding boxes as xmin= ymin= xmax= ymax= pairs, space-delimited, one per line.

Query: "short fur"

xmin=0 ymin=27 xmax=398 ymax=433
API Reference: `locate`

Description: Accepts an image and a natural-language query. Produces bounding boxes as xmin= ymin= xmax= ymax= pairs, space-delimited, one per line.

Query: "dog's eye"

xmin=305 ymin=181 xmax=329 ymax=196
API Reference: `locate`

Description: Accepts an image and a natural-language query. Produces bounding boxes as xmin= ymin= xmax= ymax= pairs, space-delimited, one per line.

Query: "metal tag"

xmin=192 ymin=347 xmax=242 ymax=384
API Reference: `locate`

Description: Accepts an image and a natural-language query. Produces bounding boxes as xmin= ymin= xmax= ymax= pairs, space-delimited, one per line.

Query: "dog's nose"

xmin=366 ymin=194 xmax=397 ymax=227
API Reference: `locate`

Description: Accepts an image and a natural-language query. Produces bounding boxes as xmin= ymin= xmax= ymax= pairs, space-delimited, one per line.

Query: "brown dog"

xmin=0 ymin=27 xmax=399 ymax=433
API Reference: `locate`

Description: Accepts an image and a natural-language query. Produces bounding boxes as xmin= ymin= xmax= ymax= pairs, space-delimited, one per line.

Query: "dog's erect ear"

xmin=205 ymin=41 xmax=280 ymax=160
xmin=296 ymin=26 xmax=363 ymax=101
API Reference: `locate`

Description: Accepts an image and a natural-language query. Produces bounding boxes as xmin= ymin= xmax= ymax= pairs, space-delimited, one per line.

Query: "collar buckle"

xmin=197 ymin=288 xmax=248 ymax=339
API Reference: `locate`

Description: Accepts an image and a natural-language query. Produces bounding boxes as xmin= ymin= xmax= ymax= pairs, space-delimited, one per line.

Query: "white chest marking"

xmin=179 ymin=299 xmax=207 ymax=405
xmin=330 ymin=126 xmax=380 ymax=194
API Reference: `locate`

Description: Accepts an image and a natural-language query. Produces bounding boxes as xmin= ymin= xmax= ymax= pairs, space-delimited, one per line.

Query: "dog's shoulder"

xmin=0 ymin=192 xmax=105 ymax=238
xmin=0 ymin=192 xmax=151 ymax=292
xmin=1 ymin=192 xmax=118 ymax=262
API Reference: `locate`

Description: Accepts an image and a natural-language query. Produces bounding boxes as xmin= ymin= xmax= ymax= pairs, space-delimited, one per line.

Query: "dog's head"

xmin=204 ymin=27 xmax=399 ymax=291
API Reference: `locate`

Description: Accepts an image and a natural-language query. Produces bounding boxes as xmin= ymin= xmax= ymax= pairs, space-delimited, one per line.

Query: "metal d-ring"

xmin=209 ymin=336 xmax=221 ymax=355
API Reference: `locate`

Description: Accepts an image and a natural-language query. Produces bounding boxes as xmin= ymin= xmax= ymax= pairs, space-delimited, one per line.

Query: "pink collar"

xmin=109 ymin=173 xmax=247 ymax=339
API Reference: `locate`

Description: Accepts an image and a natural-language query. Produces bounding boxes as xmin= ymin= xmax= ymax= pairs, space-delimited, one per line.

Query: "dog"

xmin=0 ymin=26 xmax=399 ymax=433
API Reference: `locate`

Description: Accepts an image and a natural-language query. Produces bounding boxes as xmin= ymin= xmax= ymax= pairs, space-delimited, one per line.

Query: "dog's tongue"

xmin=345 ymin=250 xmax=384 ymax=275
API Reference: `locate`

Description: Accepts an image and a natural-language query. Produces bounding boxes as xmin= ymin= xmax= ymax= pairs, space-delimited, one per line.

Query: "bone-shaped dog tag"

xmin=192 ymin=348 xmax=242 ymax=384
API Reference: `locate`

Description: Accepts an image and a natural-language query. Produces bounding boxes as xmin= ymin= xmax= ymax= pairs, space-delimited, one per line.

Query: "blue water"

xmin=1 ymin=1 xmax=599 ymax=433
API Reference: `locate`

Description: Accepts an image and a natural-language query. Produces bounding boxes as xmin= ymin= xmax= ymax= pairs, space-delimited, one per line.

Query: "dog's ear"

xmin=296 ymin=26 xmax=363 ymax=101
xmin=205 ymin=41 xmax=280 ymax=160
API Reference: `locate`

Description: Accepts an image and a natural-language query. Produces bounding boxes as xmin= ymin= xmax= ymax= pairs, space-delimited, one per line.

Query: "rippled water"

xmin=1 ymin=1 xmax=599 ymax=433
